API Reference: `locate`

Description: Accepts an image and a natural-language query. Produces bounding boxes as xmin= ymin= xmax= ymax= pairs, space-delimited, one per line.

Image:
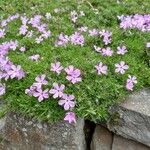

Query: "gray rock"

xmin=0 ymin=112 xmax=86 ymax=150
xmin=91 ymin=125 xmax=113 ymax=150
xmin=107 ymin=88 xmax=150 ymax=147
xmin=112 ymin=135 xmax=150 ymax=150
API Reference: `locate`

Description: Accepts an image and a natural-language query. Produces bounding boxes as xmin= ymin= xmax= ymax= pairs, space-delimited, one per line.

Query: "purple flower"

xmin=70 ymin=10 xmax=78 ymax=23
xmin=29 ymin=54 xmax=40 ymax=61
xmin=50 ymin=62 xmax=63 ymax=75
xmin=55 ymin=33 xmax=69 ymax=47
xmin=70 ymin=32 xmax=84 ymax=46
xmin=125 ymin=75 xmax=137 ymax=91
xmin=20 ymin=16 xmax=29 ymax=25
xmin=0 ymin=83 xmax=5 ymax=96
xmin=26 ymin=30 xmax=33 ymax=38
xmin=78 ymin=26 xmax=88 ymax=32
xmin=127 ymin=75 xmax=137 ymax=84
xmin=45 ymin=13 xmax=52 ymax=20
xmin=88 ymin=29 xmax=99 ymax=36
xmin=115 ymin=61 xmax=129 ymax=74
xmin=49 ymin=83 xmax=65 ymax=99
xmin=146 ymin=42 xmax=150 ymax=48
xmin=93 ymin=45 xmax=101 ymax=53
xmin=58 ymin=94 xmax=75 ymax=110
xmin=8 ymin=65 xmax=25 ymax=80
xmin=64 ymin=112 xmax=76 ymax=124
xmin=101 ymin=47 xmax=113 ymax=56
xmin=79 ymin=11 xmax=85 ymax=17
xmin=117 ymin=46 xmax=127 ymax=55
xmin=25 ymin=85 xmax=39 ymax=96
xmin=9 ymin=40 xmax=18 ymax=51
xmin=0 ymin=29 xmax=5 ymax=38
xmin=126 ymin=82 xmax=134 ymax=91
xmin=33 ymin=88 xmax=49 ymax=102
xmin=119 ymin=14 xmax=150 ymax=32
xmin=99 ymin=30 xmax=112 ymax=45
xmin=33 ymin=74 xmax=48 ymax=88
xmin=41 ymin=30 xmax=51 ymax=39
xmin=65 ymin=66 xmax=82 ymax=84
xmin=95 ymin=62 xmax=108 ymax=75
xmin=19 ymin=25 xmax=28 ymax=35
xmin=20 ymin=47 xmax=26 ymax=52
xmin=35 ymin=36 xmax=43 ymax=44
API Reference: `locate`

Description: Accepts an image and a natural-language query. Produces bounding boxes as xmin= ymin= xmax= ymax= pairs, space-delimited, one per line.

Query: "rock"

xmin=112 ymin=135 xmax=150 ymax=150
xmin=91 ymin=125 xmax=113 ymax=150
xmin=107 ymin=88 xmax=150 ymax=147
xmin=0 ymin=112 xmax=86 ymax=150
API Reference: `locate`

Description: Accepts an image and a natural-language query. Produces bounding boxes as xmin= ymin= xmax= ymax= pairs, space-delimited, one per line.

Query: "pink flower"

xmin=33 ymin=88 xmax=49 ymax=102
xmin=50 ymin=62 xmax=63 ymax=75
xmin=78 ymin=26 xmax=88 ymax=32
xmin=33 ymin=74 xmax=48 ymax=88
xmin=0 ymin=83 xmax=5 ymax=96
xmin=26 ymin=30 xmax=33 ymax=38
xmin=35 ymin=36 xmax=43 ymax=44
xmin=93 ymin=45 xmax=101 ymax=53
xmin=101 ymin=47 xmax=113 ymax=56
xmin=25 ymin=85 xmax=39 ymax=96
xmin=99 ymin=30 xmax=112 ymax=45
xmin=19 ymin=25 xmax=28 ymax=35
xmin=115 ymin=61 xmax=129 ymax=74
xmin=126 ymin=82 xmax=134 ymax=91
xmin=58 ymin=94 xmax=75 ymax=110
xmin=20 ymin=47 xmax=26 ymax=52
xmin=65 ymin=66 xmax=82 ymax=84
xmin=126 ymin=75 xmax=137 ymax=91
xmin=79 ymin=11 xmax=85 ymax=17
xmin=146 ymin=42 xmax=150 ymax=48
xmin=70 ymin=32 xmax=84 ymax=46
xmin=9 ymin=40 xmax=18 ymax=51
xmin=0 ymin=29 xmax=5 ymax=38
xmin=127 ymin=75 xmax=137 ymax=84
xmin=45 ymin=13 xmax=52 ymax=20
xmin=29 ymin=54 xmax=40 ymax=61
xmin=117 ymin=46 xmax=127 ymax=55
xmin=70 ymin=10 xmax=78 ymax=23
xmin=55 ymin=33 xmax=69 ymax=47
xmin=95 ymin=62 xmax=108 ymax=75
xmin=64 ymin=112 xmax=76 ymax=124
xmin=89 ymin=29 xmax=99 ymax=36
xmin=8 ymin=65 xmax=25 ymax=80
xmin=49 ymin=83 xmax=65 ymax=99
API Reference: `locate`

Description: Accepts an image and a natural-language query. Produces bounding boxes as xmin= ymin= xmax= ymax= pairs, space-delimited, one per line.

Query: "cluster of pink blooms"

xmin=55 ymin=32 xmax=84 ymax=47
xmin=0 ymin=40 xmax=25 ymax=97
xmin=94 ymin=45 xmax=127 ymax=57
xmin=94 ymin=43 xmax=136 ymax=90
xmin=19 ymin=15 xmax=51 ymax=44
xmin=51 ymin=62 xmax=82 ymax=84
xmin=119 ymin=14 xmax=150 ymax=32
xmin=25 ymin=74 xmax=76 ymax=123
xmin=0 ymin=14 xmax=20 ymax=39
xmin=95 ymin=61 xmax=129 ymax=75
xmin=55 ymin=33 xmax=70 ymax=47
xmin=0 ymin=41 xmax=25 ymax=81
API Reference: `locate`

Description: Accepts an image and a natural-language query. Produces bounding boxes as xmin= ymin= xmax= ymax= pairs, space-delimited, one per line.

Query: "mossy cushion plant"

xmin=0 ymin=0 xmax=150 ymax=123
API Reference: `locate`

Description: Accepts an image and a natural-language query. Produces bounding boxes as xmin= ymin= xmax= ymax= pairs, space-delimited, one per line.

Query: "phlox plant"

xmin=0 ymin=0 xmax=150 ymax=123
